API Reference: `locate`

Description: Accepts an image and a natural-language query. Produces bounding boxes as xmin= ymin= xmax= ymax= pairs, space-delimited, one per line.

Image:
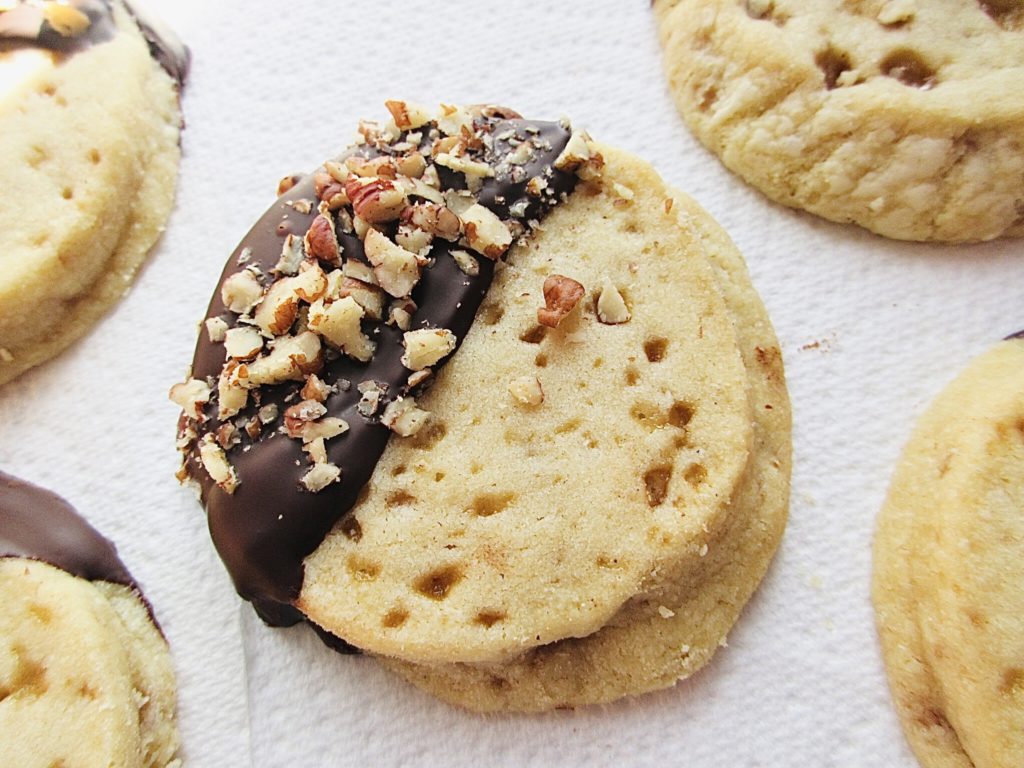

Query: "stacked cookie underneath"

xmin=873 ymin=338 xmax=1024 ymax=767
xmin=174 ymin=105 xmax=791 ymax=712
xmin=0 ymin=473 xmax=180 ymax=767
xmin=0 ymin=0 xmax=187 ymax=385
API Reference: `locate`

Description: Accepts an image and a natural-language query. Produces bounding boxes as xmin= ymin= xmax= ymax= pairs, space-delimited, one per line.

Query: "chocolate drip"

xmin=1005 ymin=329 xmax=1024 ymax=340
xmin=0 ymin=471 xmax=134 ymax=587
xmin=122 ymin=0 xmax=189 ymax=85
xmin=185 ymin=116 xmax=578 ymax=625
xmin=0 ymin=1 xmax=189 ymax=85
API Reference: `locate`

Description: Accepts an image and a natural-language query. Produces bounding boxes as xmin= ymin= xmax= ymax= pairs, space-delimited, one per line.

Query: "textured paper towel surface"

xmin=1 ymin=1 xmax=1020 ymax=765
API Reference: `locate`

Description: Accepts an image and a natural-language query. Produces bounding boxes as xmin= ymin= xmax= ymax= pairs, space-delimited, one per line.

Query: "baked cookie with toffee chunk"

xmin=0 ymin=472 xmax=181 ymax=767
xmin=172 ymin=103 xmax=790 ymax=709
xmin=873 ymin=337 xmax=1024 ymax=767
xmin=654 ymin=0 xmax=1024 ymax=242
xmin=0 ymin=0 xmax=188 ymax=385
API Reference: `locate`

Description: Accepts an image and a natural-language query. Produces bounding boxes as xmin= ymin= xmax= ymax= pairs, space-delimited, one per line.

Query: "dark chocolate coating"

xmin=185 ymin=117 xmax=577 ymax=626
xmin=0 ymin=471 xmax=134 ymax=587
xmin=0 ymin=0 xmax=189 ymax=85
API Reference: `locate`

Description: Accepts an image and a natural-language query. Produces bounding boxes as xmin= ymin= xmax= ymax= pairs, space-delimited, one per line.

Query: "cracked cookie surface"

xmin=655 ymin=0 xmax=1024 ymax=242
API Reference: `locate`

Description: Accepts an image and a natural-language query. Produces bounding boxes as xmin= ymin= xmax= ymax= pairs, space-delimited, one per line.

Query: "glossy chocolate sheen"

xmin=185 ymin=117 xmax=577 ymax=626
xmin=0 ymin=0 xmax=189 ymax=85
xmin=0 ymin=471 xmax=134 ymax=587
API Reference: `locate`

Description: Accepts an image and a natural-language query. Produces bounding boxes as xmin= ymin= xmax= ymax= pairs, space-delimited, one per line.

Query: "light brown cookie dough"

xmin=654 ymin=0 xmax=1024 ymax=242
xmin=873 ymin=338 xmax=1024 ymax=767
xmin=0 ymin=1 xmax=187 ymax=385
xmin=381 ymin=179 xmax=791 ymax=712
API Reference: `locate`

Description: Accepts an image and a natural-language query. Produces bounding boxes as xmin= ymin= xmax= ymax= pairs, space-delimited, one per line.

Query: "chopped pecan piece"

xmin=538 ymin=275 xmax=585 ymax=328
xmin=345 ymin=177 xmax=407 ymax=223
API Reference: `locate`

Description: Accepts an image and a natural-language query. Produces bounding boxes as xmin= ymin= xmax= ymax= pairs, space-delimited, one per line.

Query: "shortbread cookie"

xmin=0 ymin=0 xmax=188 ymax=385
xmin=654 ymin=0 xmax=1024 ymax=242
xmin=873 ymin=338 xmax=1024 ymax=767
xmin=297 ymin=143 xmax=757 ymax=664
xmin=0 ymin=472 xmax=180 ymax=767
xmin=383 ymin=186 xmax=791 ymax=711
xmin=173 ymin=105 xmax=767 ymax=669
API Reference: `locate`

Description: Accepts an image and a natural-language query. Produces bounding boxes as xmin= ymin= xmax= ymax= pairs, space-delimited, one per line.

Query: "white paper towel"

xmin=1 ymin=0 xmax=1019 ymax=765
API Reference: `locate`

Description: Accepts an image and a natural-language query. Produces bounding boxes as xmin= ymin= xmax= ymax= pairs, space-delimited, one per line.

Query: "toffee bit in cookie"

xmin=538 ymin=274 xmax=586 ymax=328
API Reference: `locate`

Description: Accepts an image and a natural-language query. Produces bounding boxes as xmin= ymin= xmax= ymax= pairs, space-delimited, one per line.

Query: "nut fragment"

xmin=335 ymin=277 xmax=386 ymax=321
xmin=460 ymin=204 xmax=513 ymax=259
xmin=300 ymin=462 xmax=341 ymax=493
xmin=241 ymin=332 xmax=323 ymax=387
xmin=205 ymin=316 xmax=229 ymax=343
xmin=553 ymin=130 xmax=593 ymax=172
xmin=346 ymin=177 xmax=407 ymax=224
xmin=402 ymin=203 xmax=461 ymax=241
xmin=284 ymin=400 xmax=328 ymax=438
xmin=450 ymin=249 xmax=480 ymax=277
xmin=224 ymin=327 xmax=264 ymax=360
xmin=304 ymin=214 xmax=341 ymax=267
xmin=538 ymin=275 xmax=585 ymax=328
xmin=275 ymin=234 xmax=305 ymax=275
xmin=363 ymin=229 xmax=421 ymax=298
xmin=357 ymin=380 xmax=385 ymax=417
xmin=42 ymin=2 xmax=91 ymax=36
xmin=596 ymin=277 xmax=631 ymax=325
xmin=401 ymin=328 xmax=457 ymax=371
xmin=198 ymin=436 xmax=239 ymax=494
xmin=217 ymin=366 xmax=249 ymax=419
xmin=508 ymin=376 xmax=544 ymax=406
xmin=169 ymin=378 xmax=211 ymax=419
xmin=436 ymin=104 xmax=474 ymax=137
xmin=385 ymin=100 xmax=433 ymax=131
xmin=301 ymin=374 xmax=333 ymax=402
xmin=435 ymin=152 xmax=495 ymax=179
xmin=221 ymin=269 xmax=263 ymax=314
xmin=278 ymin=174 xmax=301 ymax=196
xmin=381 ymin=396 xmax=430 ymax=437
xmin=253 ymin=263 xmax=328 ymax=336
xmin=307 ymin=296 xmax=375 ymax=362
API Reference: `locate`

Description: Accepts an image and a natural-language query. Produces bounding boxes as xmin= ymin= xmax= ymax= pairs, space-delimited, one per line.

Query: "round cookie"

xmin=0 ymin=0 xmax=188 ymax=385
xmin=654 ymin=0 xmax=1024 ymax=242
xmin=383 ymin=187 xmax=790 ymax=711
xmin=0 ymin=473 xmax=180 ymax=767
xmin=173 ymin=106 xmax=762 ymax=668
xmin=297 ymin=142 xmax=755 ymax=664
xmin=873 ymin=339 xmax=1024 ymax=767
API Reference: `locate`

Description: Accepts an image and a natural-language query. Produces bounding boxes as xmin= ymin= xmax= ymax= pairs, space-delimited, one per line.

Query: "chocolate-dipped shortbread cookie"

xmin=0 ymin=473 xmax=180 ymax=766
xmin=0 ymin=0 xmax=188 ymax=385
xmin=173 ymin=104 xmax=790 ymax=709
